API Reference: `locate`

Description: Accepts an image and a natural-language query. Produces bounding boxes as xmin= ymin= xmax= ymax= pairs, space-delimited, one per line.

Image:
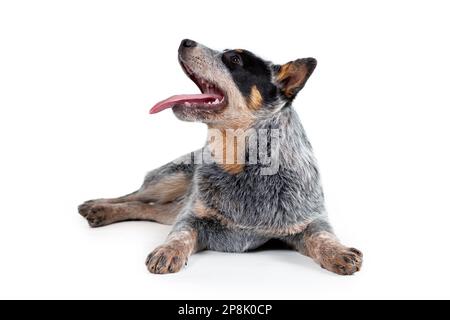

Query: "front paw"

xmin=320 ymin=247 xmax=363 ymax=276
xmin=78 ymin=201 xmax=110 ymax=228
xmin=145 ymin=245 xmax=187 ymax=274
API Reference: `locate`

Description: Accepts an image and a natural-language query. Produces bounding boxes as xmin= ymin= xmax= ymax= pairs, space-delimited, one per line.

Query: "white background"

xmin=1 ymin=0 xmax=449 ymax=299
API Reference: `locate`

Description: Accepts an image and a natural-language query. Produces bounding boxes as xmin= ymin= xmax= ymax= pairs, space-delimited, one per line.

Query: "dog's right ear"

xmin=273 ymin=58 xmax=317 ymax=100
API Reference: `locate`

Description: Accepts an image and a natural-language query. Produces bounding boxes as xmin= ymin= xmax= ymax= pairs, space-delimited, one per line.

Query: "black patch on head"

xmin=222 ymin=50 xmax=278 ymax=106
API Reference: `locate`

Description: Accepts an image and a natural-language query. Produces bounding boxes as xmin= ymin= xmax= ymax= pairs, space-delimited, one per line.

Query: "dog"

xmin=79 ymin=39 xmax=363 ymax=275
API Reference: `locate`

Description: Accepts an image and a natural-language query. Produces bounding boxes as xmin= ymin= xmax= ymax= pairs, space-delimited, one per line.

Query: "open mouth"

xmin=149 ymin=60 xmax=227 ymax=114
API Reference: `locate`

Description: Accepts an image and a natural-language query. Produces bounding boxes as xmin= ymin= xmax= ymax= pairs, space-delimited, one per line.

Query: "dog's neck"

xmin=203 ymin=106 xmax=313 ymax=174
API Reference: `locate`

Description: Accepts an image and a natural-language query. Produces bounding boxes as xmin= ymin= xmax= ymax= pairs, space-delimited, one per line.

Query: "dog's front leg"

xmin=146 ymin=225 xmax=200 ymax=274
xmin=283 ymin=218 xmax=363 ymax=275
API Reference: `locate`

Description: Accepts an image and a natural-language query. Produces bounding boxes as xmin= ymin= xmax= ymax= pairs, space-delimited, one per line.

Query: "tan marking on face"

xmin=180 ymin=44 xmax=257 ymax=128
xmin=247 ymin=85 xmax=263 ymax=111
xmin=304 ymin=231 xmax=363 ymax=275
xmin=235 ymin=49 xmax=243 ymax=53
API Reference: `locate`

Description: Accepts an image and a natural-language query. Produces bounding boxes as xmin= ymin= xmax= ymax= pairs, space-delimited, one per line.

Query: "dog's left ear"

xmin=274 ymin=58 xmax=317 ymax=99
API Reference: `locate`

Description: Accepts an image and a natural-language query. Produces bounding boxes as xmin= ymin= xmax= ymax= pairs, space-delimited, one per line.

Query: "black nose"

xmin=181 ymin=39 xmax=197 ymax=48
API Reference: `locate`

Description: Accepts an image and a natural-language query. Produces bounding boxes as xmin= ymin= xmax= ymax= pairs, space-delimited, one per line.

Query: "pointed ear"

xmin=274 ymin=58 xmax=317 ymax=99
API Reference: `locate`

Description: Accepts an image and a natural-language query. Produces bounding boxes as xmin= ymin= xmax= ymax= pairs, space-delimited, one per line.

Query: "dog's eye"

xmin=231 ymin=55 xmax=241 ymax=65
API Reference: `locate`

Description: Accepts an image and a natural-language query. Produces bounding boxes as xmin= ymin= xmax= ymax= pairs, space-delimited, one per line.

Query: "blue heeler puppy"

xmin=79 ymin=39 xmax=363 ymax=275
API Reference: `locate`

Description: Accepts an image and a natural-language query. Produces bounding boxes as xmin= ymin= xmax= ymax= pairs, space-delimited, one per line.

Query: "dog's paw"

xmin=78 ymin=201 xmax=94 ymax=217
xmin=78 ymin=201 xmax=111 ymax=228
xmin=145 ymin=246 xmax=187 ymax=274
xmin=320 ymin=247 xmax=363 ymax=276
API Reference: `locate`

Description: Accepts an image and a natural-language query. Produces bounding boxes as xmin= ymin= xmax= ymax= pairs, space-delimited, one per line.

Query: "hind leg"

xmin=282 ymin=218 xmax=363 ymax=275
xmin=79 ymin=169 xmax=192 ymax=206
xmin=79 ymin=200 xmax=184 ymax=227
xmin=77 ymin=191 xmax=141 ymax=206
xmin=78 ymin=153 xmax=196 ymax=226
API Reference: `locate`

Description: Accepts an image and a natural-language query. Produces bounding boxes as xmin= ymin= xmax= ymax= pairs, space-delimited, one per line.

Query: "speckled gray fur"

xmin=169 ymin=107 xmax=327 ymax=252
xmin=79 ymin=40 xmax=363 ymax=275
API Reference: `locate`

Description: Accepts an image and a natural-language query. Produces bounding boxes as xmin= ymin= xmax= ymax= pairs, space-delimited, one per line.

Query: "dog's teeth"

xmin=214 ymin=99 xmax=219 ymax=104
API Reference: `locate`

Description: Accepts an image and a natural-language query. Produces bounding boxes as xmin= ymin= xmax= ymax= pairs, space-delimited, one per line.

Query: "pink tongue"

xmin=149 ymin=94 xmax=222 ymax=114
